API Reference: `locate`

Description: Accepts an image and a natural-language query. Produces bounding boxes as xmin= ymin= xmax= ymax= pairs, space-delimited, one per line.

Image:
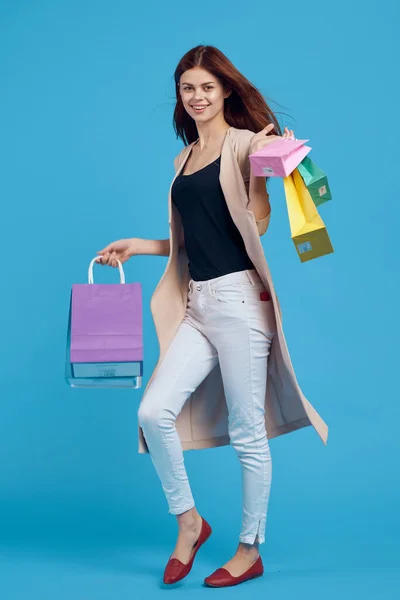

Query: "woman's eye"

xmin=182 ymin=86 xmax=213 ymax=92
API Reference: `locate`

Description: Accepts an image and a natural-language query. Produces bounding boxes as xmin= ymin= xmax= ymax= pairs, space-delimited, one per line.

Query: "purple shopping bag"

xmin=65 ymin=257 xmax=143 ymax=389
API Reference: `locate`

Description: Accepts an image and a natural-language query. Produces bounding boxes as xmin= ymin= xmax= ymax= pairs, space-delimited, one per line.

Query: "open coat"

xmin=138 ymin=126 xmax=328 ymax=454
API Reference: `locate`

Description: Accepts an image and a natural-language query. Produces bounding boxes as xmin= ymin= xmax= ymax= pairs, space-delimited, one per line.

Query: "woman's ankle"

xmin=237 ymin=541 xmax=259 ymax=555
xmin=176 ymin=507 xmax=201 ymax=531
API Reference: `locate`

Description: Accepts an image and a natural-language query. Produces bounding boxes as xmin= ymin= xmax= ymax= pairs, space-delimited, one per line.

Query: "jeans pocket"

xmin=213 ymin=284 xmax=245 ymax=304
xmin=242 ymin=279 xmax=267 ymax=296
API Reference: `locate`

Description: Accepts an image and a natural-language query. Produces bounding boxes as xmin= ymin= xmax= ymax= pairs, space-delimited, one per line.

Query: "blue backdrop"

xmin=0 ymin=0 xmax=399 ymax=598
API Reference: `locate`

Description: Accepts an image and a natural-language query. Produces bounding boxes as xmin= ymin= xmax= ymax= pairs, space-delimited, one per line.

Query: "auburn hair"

xmin=173 ymin=45 xmax=282 ymax=145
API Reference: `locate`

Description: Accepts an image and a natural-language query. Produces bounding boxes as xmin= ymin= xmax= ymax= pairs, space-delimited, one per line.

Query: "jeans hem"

xmin=168 ymin=502 xmax=196 ymax=516
xmin=239 ymin=535 xmax=265 ymax=545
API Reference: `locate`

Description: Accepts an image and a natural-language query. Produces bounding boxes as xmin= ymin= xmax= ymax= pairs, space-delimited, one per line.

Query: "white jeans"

xmin=138 ymin=268 xmax=276 ymax=544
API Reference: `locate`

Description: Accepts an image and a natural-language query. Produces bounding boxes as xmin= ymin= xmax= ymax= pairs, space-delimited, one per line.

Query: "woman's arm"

xmin=129 ymin=233 xmax=185 ymax=258
xmin=129 ymin=238 xmax=170 ymax=257
xmin=248 ymin=174 xmax=271 ymax=221
xmin=246 ymin=125 xmax=294 ymax=232
xmin=236 ymin=129 xmax=271 ymax=235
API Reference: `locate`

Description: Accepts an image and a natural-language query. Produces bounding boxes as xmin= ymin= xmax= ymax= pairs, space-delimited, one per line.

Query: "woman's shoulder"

xmin=173 ymin=144 xmax=191 ymax=172
xmin=228 ymin=127 xmax=255 ymax=160
xmin=228 ymin=127 xmax=255 ymax=172
xmin=173 ymin=150 xmax=183 ymax=172
xmin=229 ymin=127 xmax=255 ymax=142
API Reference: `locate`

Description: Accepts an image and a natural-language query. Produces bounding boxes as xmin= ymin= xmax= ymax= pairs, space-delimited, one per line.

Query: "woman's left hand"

xmin=249 ymin=125 xmax=294 ymax=155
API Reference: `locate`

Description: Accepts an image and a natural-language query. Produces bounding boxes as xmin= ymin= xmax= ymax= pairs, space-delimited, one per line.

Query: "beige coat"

xmin=138 ymin=126 xmax=328 ymax=454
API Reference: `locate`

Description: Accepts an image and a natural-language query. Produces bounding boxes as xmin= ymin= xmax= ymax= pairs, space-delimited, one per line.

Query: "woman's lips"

xmin=191 ymin=105 xmax=209 ymax=113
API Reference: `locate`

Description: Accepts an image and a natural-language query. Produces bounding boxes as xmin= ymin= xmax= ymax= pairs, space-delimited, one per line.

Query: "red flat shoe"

xmin=204 ymin=555 xmax=264 ymax=587
xmin=163 ymin=517 xmax=212 ymax=585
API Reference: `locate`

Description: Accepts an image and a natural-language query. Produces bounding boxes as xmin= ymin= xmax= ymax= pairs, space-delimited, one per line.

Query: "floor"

xmin=0 ymin=542 xmax=399 ymax=600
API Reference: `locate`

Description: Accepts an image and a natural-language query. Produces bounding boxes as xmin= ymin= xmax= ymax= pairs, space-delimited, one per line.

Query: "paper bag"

xmin=249 ymin=138 xmax=311 ymax=177
xmin=65 ymin=257 xmax=143 ymax=388
xmin=283 ymin=168 xmax=334 ymax=263
xmin=297 ymin=155 xmax=332 ymax=206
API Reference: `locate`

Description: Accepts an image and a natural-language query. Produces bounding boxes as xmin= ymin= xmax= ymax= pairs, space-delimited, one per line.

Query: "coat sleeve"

xmin=255 ymin=212 xmax=271 ymax=236
xmin=235 ymin=129 xmax=271 ymax=237
xmin=235 ymin=129 xmax=254 ymax=188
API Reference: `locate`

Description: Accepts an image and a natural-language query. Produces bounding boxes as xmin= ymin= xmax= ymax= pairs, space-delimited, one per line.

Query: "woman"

xmin=96 ymin=45 xmax=328 ymax=588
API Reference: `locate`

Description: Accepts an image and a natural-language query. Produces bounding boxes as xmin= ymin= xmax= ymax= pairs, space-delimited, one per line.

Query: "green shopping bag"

xmin=297 ymin=155 xmax=332 ymax=207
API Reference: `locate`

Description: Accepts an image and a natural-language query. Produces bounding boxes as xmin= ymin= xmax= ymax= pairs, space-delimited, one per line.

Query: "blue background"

xmin=0 ymin=0 xmax=399 ymax=597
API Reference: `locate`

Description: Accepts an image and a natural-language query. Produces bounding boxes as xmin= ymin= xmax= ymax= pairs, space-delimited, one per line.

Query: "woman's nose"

xmin=192 ymin=90 xmax=205 ymax=101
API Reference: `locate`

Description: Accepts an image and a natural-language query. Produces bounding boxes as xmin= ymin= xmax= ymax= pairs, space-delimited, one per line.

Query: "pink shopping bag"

xmin=249 ymin=138 xmax=312 ymax=177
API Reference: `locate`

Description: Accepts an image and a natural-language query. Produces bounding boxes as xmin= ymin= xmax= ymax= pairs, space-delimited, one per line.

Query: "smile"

xmin=191 ymin=105 xmax=209 ymax=112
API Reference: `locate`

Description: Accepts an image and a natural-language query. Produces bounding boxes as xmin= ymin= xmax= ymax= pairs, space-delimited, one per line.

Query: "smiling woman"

xmin=172 ymin=47 xmax=292 ymax=222
xmin=97 ymin=44 xmax=327 ymax=590
xmin=173 ymin=45 xmax=282 ymax=144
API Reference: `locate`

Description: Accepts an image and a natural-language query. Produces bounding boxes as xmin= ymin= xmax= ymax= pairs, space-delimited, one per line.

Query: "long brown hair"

xmin=173 ymin=45 xmax=282 ymax=145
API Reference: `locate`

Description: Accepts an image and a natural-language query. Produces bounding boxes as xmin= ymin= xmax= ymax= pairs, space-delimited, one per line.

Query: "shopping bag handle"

xmin=88 ymin=256 xmax=126 ymax=284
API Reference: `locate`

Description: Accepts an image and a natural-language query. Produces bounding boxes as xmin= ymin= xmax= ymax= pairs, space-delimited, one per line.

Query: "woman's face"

xmin=179 ymin=67 xmax=229 ymax=124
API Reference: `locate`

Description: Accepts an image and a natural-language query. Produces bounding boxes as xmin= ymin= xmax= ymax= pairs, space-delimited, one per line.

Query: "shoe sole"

xmin=204 ymin=572 xmax=263 ymax=587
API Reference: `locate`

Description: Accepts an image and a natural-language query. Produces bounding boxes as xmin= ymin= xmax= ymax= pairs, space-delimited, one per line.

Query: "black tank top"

xmin=171 ymin=155 xmax=254 ymax=281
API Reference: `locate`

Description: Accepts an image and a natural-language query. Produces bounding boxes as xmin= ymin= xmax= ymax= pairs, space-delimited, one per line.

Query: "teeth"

xmin=193 ymin=105 xmax=208 ymax=109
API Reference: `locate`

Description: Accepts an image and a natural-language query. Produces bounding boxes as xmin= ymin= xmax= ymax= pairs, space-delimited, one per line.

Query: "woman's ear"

xmin=224 ymin=88 xmax=232 ymax=100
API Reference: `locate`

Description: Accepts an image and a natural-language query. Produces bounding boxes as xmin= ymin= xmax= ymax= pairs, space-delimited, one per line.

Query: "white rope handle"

xmin=88 ymin=256 xmax=126 ymax=284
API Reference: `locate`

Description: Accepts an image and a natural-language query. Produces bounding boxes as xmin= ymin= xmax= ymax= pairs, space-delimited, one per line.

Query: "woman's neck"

xmin=195 ymin=116 xmax=230 ymax=150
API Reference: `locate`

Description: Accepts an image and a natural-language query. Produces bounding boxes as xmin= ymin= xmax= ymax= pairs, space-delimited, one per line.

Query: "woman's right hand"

xmin=96 ymin=238 xmax=138 ymax=267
